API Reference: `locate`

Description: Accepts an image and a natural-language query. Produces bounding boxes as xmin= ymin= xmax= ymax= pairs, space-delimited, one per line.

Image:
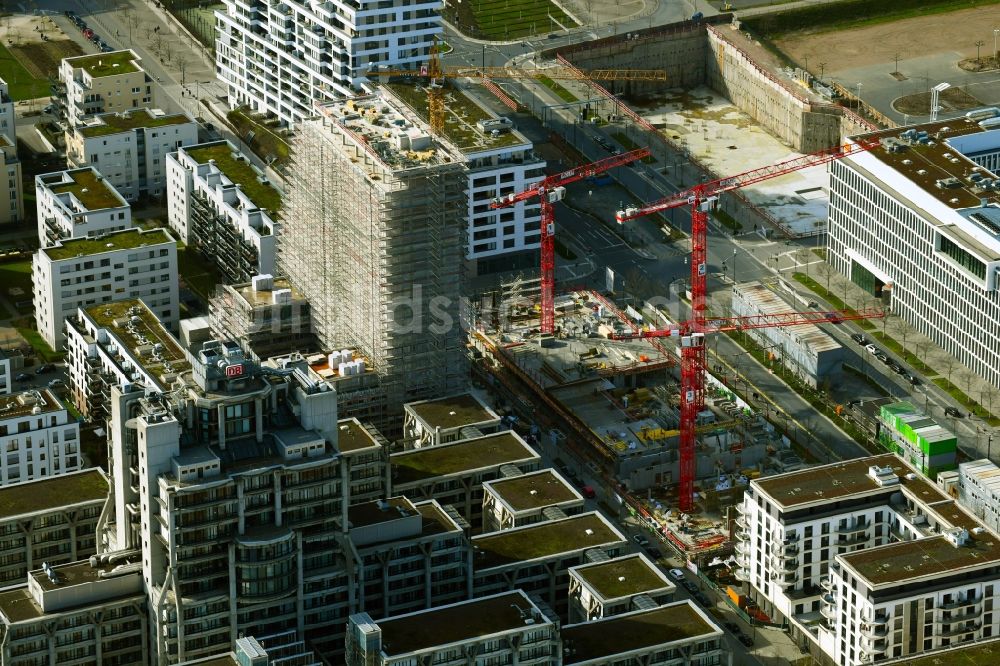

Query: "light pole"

xmin=994 ymin=28 xmax=999 ymax=64
xmin=732 ymin=247 xmax=738 ymax=286
xmin=856 ymin=82 xmax=863 ymax=101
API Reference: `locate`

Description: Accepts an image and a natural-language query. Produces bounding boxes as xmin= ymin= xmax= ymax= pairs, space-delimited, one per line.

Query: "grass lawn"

xmin=0 ymin=259 xmax=34 ymax=314
xmin=177 ymin=243 xmax=222 ymax=302
xmin=538 ymin=75 xmax=577 ymax=103
xmin=0 ymin=42 xmax=51 ymax=100
xmin=16 ymin=327 xmax=62 ymax=363
xmin=445 ymin=0 xmax=577 ymax=39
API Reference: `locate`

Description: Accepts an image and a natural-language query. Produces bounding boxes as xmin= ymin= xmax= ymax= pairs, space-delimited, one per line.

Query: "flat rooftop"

xmin=376 ymin=591 xmax=542 ymax=656
xmin=406 ymin=393 xmax=497 ymax=431
xmin=0 ymin=388 xmax=63 ymax=418
xmin=85 ymin=299 xmax=190 ymax=378
xmin=472 ymin=512 xmax=623 ymax=569
xmin=487 ymin=468 xmax=580 ymax=512
xmin=232 ymin=276 xmax=302 ymax=307
xmin=561 ymin=601 xmax=717 ymax=663
xmin=754 ymin=453 xmax=903 ymax=510
xmin=30 ymin=557 xmax=137 ymax=592
xmin=841 ymin=526 xmax=1000 ymax=588
xmin=347 ymin=497 xmax=417 ymax=529
xmin=414 ymin=500 xmax=459 ymax=536
xmin=734 ymin=281 xmax=841 ymax=353
xmin=385 ymin=81 xmax=528 ymax=151
xmin=336 ymin=419 xmax=381 ymax=453
xmin=0 ymin=469 xmax=107 ymax=520
xmin=65 ymin=50 xmax=141 ymax=77
xmin=78 ymin=108 xmax=191 ymax=138
xmin=40 ymin=168 xmax=125 ymax=211
xmin=391 ymin=432 xmax=536 ymax=485
xmin=43 ymin=227 xmax=172 ymax=261
xmin=314 ymin=90 xmax=465 ymax=170
xmin=573 ymin=554 xmax=671 ymax=600
xmin=858 ymin=117 xmax=1000 ymax=212
xmin=183 ymin=141 xmax=282 ymax=213
xmin=884 ymin=638 xmax=1000 ymax=665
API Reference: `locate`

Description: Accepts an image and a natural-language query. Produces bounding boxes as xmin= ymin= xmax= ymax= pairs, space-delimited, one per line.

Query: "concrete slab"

xmin=637 ymin=86 xmax=828 ymax=236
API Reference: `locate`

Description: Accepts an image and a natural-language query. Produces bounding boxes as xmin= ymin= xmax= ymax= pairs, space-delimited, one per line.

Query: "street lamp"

xmin=930 ymin=82 xmax=951 ymax=122
xmin=994 ymin=28 xmax=999 ymax=64
xmin=732 ymin=248 xmax=738 ymax=285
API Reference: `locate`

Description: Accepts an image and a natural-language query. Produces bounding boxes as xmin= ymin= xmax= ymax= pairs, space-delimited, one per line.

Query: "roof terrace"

xmin=184 ymin=141 xmax=282 ymax=213
xmin=40 ymin=168 xmax=126 ymax=211
xmin=472 ymin=512 xmax=623 ymax=569
xmin=43 ymin=227 xmax=172 ymax=261
xmin=85 ymin=298 xmax=191 ymax=378
xmin=78 ymin=108 xmax=192 ymax=138
xmin=65 ymin=50 xmax=141 ymax=77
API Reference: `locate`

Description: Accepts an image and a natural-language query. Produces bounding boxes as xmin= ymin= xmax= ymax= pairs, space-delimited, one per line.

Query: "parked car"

xmin=850 ymin=333 xmax=867 ymax=345
xmin=90 ymin=34 xmax=101 ymax=44
xmin=580 ymin=485 xmax=596 ymax=499
xmin=48 ymin=379 xmax=65 ymax=388
xmin=668 ymin=568 xmax=686 ymax=581
xmin=876 ymin=353 xmax=890 ymax=364
xmin=906 ymin=374 xmax=921 ymax=386
xmin=723 ymin=621 xmax=740 ymax=633
xmin=101 ymin=44 xmax=114 ymax=53
xmin=945 ymin=407 xmax=965 ymax=418
xmin=83 ymin=28 xmax=94 ymax=39
xmin=865 ymin=343 xmax=879 ymax=355
xmin=695 ymin=592 xmax=712 ymax=607
xmin=643 ymin=546 xmax=660 ymax=559
xmin=892 ymin=364 xmax=907 ymax=375
xmin=682 ymin=580 xmax=698 ymax=593
xmin=35 ymin=363 xmax=55 ymax=375
xmin=632 ymin=534 xmax=650 ymax=547
xmin=14 ymin=373 xmax=30 ymax=382
xmin=738 ymin=633 xmax=755 ymax=647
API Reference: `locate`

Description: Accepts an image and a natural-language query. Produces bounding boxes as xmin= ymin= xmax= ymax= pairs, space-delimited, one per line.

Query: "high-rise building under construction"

xmin=279 ymin=90 xmax=468 ymax=425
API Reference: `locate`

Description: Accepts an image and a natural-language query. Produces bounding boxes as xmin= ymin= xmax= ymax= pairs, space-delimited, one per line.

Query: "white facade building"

xmin=830 ymin=119 xmax=1000 ymax=390
xmin=166 ymin=141 xmax=279 ymax=282
xmin=35 ymin=167 xmax=131 ymax=247
xmin=0 ymin=77 xmax=21 ymax=226
xmin=0 ymin=388 xmax=82 ymax=485
xmin=215 ymin=0 xmax=443 ymax=126
xmin=32 ymin=227 xmax=178 ymax=349
xmin=58 ymin=50 xmax=156 ymax=127
xmin=737 ymin=454 xmax=1000 ymax=665
xmin=66 ymin=108 xmax=198 ymax=201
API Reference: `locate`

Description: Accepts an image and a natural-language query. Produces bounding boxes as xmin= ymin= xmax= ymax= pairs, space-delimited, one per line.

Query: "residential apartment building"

xmin=214 ymin=0 xmax=443 ymax=126
xmin=946 ymin=458 xmax=1000 ymax=536
xmin=567 ymin=553 xmax=674 ymax=623
xmin=58 ymin=50 xmax=156 ymax=126
xmin=0 ymin=77 xmax=22 ymax=226
xmin=830 ymin=119 xmax=1000 ymax=390
xmin=560 ymin=601 xmax=729 ymax=666
xmin=736 ymin=454 xmax=1000 ymax=665
xmin=66 ymin=108 xmax=198 ymax=201
xmin=32 ymin=227 xmax=178 ymax=350
xmin=281 ymin=92 xmax=468 ymax=425
xmin=167 ymin=141 xmax=279 ymax=283
xmin=345 ymin=590 xmax=558 ymax=666
xmin=390 ymin=431 xmax=541 ymax=524
xmin=0 ymin=469 xmax=107 ymax=588
xmin=210 ymin=275 xmax=313 ymax=361
xmin=0 ymin=349 xmax=21 ymax=395
xmin=0 ymin=556 xmax=147 ymax=666
xmin=0 ymin=388 xmax=82 ymax=485
xmin=35 ymin=167 xmax=131 ymax=247
xmin=471 ymin=512 xmax=629 ymax=617
xmin=403 ymin=392 xmax=501 ymax=447
xmin=483 ymin=468 xmax=584 ymax=532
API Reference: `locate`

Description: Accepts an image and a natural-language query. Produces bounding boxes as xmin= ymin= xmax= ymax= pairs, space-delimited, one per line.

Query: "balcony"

xmin=783 ymin=532 xmax=800 ymax=544
xmin=939 ymin=604 xmax=983 ymax=623
xmin=774 ymin=572 xmax=796 ymax=589
xmin=837 ymin=522 xmax=870 ymax=535
xmin=735 ymin=526 xmax=749 ymax=541
xmin=734 ymin=540 xmax=751 ymax=556
xmin=836 ymin=531 xmax=870 ymax=547
xmin=735 ymin=515 xmax=748 ymax=530
xmin=734 ymin=566 xmax=750 ymax=582
xmin=940 ymin=595 xmax=982 ymax=611
xmin=735 ymin=502 xmax=747 ymax=515
xmin=820 ymin=600 xmax=837 ymax=621
xmin=820 ymin=575 xmax=833 ymax=591
xmin=860 ymin=622 xmax=888 ymax=639
xmin=939 ymin=621 xmax=981 ymax=637
xmin=734 ymin=553 xmax=750 ymax=569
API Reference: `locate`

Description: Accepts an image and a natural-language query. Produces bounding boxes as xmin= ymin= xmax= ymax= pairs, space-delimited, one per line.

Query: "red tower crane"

xmin=613 ymin=137 xmax=883 ymax=513
xmin=491 ymin=147 xmax=651 ymax=334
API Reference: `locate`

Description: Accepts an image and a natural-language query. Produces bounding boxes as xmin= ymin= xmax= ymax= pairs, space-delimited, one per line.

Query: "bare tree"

xmin=144 ymin=23 xmax=154 ymax=40
xmin=177 ymin=55 xmax=187 ymax=85
xmin=941 ymin=355 xmax=959 ymax=386
xmin=152 ymin=33 xmax=164 ymax=57
xmin=164 ymin=40 xmax=172 ymax=63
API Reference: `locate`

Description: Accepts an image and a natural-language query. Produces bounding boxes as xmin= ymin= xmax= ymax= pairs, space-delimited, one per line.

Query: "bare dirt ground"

xmin=775 ymin=6 xmax=1000 ymax=73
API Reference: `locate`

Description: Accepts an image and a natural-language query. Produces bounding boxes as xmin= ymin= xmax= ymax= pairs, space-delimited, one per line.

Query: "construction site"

xmin=277 ymin=90 xmax=470 ymax=429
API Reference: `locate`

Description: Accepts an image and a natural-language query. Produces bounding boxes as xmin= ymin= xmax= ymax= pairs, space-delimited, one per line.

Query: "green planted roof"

xmin=66 ymin=50 xmax=140 ymax=77
xmin=46 ymin=168 xmax=125 ymax=211
xmin=79 ymin=109 xmax=192 ymax=138
xmin=0 ymin=470 xmax=107 ymax=519
xmin=43 ymin=228 xmax=172 ymax=261
xmin=184 ymin=142 xmax=282 ymax=213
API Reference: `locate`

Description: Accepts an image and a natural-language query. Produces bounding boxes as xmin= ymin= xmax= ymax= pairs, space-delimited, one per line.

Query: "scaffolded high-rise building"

xmin=279 ymin=91 xmax=468 ymax=427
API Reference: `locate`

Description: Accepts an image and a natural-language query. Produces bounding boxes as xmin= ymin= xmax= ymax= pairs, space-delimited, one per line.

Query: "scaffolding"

xmin=279 ymin=92 xmax=470 ymax=428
